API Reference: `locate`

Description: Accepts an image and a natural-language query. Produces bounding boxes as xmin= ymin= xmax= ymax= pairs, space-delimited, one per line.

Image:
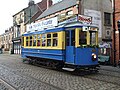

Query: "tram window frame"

xmin=66 ymin=31 xmax=69 ymax=46
xmin=79 ymin=31 xmax=87 ymax=45
xmin=33 ymin=35 xmax=37 ymax=46
xmin=26 ymin=36 xmax=29 ymax=46
xmin=37 ymin=34 xmax=41 ymax=46
xmin=30 ymin=36 xmax=33 ymax=46
xmin=90 ymin=31 xmax=96 ymax=45
xmin=52 ymin=33 xmax=58 ymax=47
xmin=42 ymin=34 xmax=46 ymax=47
xmin=47 ymin=33 xmax=51 ymax=47
xmin=71 ymin=30 xmax=75 ymax=46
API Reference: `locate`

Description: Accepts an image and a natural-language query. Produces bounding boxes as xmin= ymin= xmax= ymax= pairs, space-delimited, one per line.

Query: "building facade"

xmin=0 ymin=27 xmax=13 ymax=53
xmin=12 ymin=0 xmax=53 ymax=54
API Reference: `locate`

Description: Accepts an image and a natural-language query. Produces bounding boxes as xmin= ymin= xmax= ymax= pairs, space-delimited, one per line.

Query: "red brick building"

xmin=113 ymin=0 xmax=120 ymax=65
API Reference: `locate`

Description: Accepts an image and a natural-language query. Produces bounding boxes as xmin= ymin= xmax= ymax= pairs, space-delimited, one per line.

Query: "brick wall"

xmin=113 ymin=0 xmax=120 ymax=64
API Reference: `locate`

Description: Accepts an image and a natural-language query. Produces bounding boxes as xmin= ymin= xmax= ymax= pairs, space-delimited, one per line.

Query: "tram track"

xmin=0 ymin=78 xmax=16 ymax=90
xmin=83 ymin=70 xmax=120 ymax=86
xmin=0 ymin=64 xmax=64 ymax=90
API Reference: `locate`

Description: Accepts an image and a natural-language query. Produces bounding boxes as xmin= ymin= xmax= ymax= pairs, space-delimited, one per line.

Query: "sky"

xmin=0 ymin=0 xmax=61 ymax=34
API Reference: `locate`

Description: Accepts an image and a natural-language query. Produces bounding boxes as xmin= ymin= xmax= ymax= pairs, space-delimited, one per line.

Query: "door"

xmin=65 ymin=29 xmax=75 ymax=64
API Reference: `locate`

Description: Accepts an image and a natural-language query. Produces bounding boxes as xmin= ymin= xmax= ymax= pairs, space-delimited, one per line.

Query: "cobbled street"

xmin=0 ymin=54 xmax=120 ymax=90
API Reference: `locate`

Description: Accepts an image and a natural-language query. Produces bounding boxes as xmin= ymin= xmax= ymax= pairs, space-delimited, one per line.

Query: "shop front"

xmin=12 ymin=36 xmax=21 ymax=54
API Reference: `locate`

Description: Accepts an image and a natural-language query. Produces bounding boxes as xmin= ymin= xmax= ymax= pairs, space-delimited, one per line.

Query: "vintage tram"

xmin=21 ymin=22 xmax=99 ymax=71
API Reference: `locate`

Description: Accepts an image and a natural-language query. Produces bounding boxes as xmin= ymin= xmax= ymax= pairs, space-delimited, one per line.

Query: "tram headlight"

xmin=92 ymin=53 xmax=97 ymax=61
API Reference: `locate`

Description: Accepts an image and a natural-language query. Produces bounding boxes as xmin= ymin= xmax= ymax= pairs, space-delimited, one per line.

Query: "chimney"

xmin=47 ymin=0 xmax=53 ymax=9
xmin=28 ymin=0 xmax=35 ymax=6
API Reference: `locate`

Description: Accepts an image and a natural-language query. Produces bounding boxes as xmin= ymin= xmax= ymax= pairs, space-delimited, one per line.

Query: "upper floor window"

xmin=104 ymin=12 xmax=111 ymax=25
xmin=66 ymin=10 xmax=73 ymax=16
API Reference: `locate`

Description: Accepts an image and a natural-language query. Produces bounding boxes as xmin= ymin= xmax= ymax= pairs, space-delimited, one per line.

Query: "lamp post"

xmin=113 ymin=0 xmax=116 ymax=66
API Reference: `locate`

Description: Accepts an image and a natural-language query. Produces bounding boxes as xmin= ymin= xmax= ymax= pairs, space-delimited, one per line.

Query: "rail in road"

xmin=0 ymin=78 xmax=16 ymax=90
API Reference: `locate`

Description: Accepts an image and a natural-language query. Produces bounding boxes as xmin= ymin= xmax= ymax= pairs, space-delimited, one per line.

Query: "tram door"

xmin=65 ymin=29 xmax=75 ymax=64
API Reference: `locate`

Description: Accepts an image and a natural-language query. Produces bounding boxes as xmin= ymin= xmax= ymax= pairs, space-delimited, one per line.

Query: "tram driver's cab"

xmin=65 ymin=26 xmax=98 ymax=65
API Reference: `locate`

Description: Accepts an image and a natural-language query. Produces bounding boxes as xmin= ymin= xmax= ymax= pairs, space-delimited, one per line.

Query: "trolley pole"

xmin=113 ymin=0 xmax=116 ymax=67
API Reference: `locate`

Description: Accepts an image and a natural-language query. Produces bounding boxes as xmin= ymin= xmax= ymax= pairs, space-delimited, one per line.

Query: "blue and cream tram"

xmin=21 ymin=23 xmax=99 ymax=71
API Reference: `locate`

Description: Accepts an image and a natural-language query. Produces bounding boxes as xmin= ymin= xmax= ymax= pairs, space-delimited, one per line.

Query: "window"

xmin=33 ymin=35 xmax=37 ymax=46
xmin=37 ymin=35 xmax=41 ymax=46
xmin=90 ymin=31 xmax=96 ymax=45
xmin=26 ymin=37 xmax=29 ymax=46
xmin=79 ymin=31 xmax=87 ymax=45
xmin=66 ymin=31 xmax=69 ymax=46
xmin=66 ymin=10 xmax=73 ymax=16
xmin=53 ymin=33 xmax=58 ymax=47
xmin=104 ymin=12 xmax=111 ymax=25
xmin=59 ymin=13 xmax=66 ymax=18
xmin=30 ymin=36 xmax=33 ymax=46
xmin=42 ymin=34 xmax=46 ymax=46
xmin=47 ymin=34 xmax=51 ymax=46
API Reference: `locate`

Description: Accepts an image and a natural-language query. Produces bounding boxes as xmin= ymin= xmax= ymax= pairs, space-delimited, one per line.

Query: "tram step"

xmin=62 ymin=67 xmax=75 ymax=71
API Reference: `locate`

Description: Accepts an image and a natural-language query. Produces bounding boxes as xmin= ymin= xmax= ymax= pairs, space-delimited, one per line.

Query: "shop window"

xmin=42 ymin=34 xmax=46 ymax=46
xmin=47 ymin=34 xmax=51 ymax=46
xmin=37 ymin=35 xmax=41 ymax=46
xmin=53 ymin=33 xmax=58 ymax=47
xmin=26 ymin=37 xmax=29 ymax=46
xmin=30 ymin=36 xmax=33 ymax=46
xmin=79 ymin=31 xmax=87 ymax=45
xmin=33 ymin=35 xmax=37 ymax=46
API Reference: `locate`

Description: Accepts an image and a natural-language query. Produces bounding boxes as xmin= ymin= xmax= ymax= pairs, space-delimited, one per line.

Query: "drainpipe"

xmin=113 ymin=0 xmax=116 ymax=66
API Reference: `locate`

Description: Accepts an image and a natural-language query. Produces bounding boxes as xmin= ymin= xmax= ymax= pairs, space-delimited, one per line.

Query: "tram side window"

xmin=71 ymin=30 xmax=75 ymax=46
xmin=53 ymin=33 xmax=58 ymax=47
xmin=47 ymin=34 xmax=51 ymax=46
xmin=66 ymin=31 xmax=69 ymax=46
xmin=26 ymin=37 xmax=29 ymax=46
xmin=79 ymin=31 xmax=87 ymax=45
xmin=30 ymin=36 xmax=33 ymax=46
xmin=90 ymin=31 xmax=96 ymax=45
xmin=33 ymin=35 xmax=37 ymax=46
xmin=37 ymin=35 xmax=41 ymax=46
xmin=42 ymin=34 xmax=46 ymax=46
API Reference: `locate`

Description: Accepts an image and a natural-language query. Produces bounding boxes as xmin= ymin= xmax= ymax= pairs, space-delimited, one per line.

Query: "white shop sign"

xmin=78 ymin=15 xmax=92 ymax=25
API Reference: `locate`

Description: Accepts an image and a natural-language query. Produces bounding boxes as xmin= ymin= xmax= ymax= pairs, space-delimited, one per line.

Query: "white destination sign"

xmin=27 ymin=17 xmax=58 ymax=31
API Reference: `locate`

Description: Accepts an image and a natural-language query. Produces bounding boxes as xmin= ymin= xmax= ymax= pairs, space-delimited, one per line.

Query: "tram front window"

xmin=79 ymin=31 xmax=87 ymax=45
xmin=90 ymin=31 xmax=96 ymax=45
